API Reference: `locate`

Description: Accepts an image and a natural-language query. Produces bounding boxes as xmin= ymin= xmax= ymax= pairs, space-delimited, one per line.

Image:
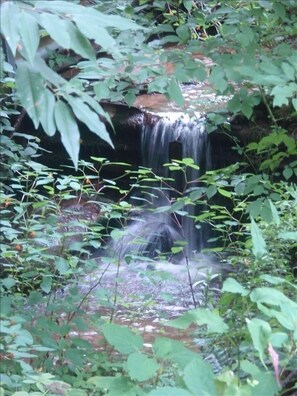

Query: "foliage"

xmin=1 ymin=149 xmax=296 ymax=395
xmin=0 ymin=0 xmax=156 ymax=168
xmin=1 ymin=0 xmax=297 ymax=395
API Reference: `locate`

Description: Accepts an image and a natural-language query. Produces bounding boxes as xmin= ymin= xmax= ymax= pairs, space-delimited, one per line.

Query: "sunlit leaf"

xmin=0 ymin=1 xmax=20 ymax=56
xmin=183 ymin=358 xmax=216 ymax=396
xmin=222 ymin=278 xmax=249 ymax=296
xmin=252 ymin=372 xmax=279 ymax=396
xmin=39 ymin=13 xmax=71 ymax=49
xmin=246 ymin=318 xmax=271 ymax=367
xmin=18 ymin=12 xmax=40 ymax=65
xmin=34 ymin=1 xmax=82 ymax=13
xmin=250 ymin=287 xmax=295 ymax=307
xmin=102 ymin=323 xmax=143 ymax=354
xmin=127 ymin=352 xmax=159 ymax=382
xmin=268 ymin=199 xmax=280 ymax=225
xmin=167 ymin=308 xmax=228 ymax=333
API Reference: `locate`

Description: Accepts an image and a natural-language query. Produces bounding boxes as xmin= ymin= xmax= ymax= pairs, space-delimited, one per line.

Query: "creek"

xmin=66 ymin=83 xmax=233 ymax=370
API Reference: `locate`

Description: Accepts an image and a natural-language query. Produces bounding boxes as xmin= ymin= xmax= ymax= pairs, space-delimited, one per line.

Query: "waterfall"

xmin=140 ymin=115 xmax=211 ymax=255
xmin=110 ymin=114 xmax=211 ymax=262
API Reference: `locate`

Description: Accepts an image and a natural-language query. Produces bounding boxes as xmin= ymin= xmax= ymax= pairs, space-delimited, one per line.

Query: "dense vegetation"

xmin=1 ymin=1 xmax=296 ymax=395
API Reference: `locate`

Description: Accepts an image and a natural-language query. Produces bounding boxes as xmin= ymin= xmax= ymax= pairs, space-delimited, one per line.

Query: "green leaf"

xmin=34 ymin=1 xmax=82 ymax=14
xmin=227 ymin=94 xmax=241 ymax=113
xmin=94 ymin=82 xmax=110 ymax=101
xmin=39 ymin=13 xmax=71 ymax=49
xmin=209 ymin=67 xmax=228 ymax=93
xmin=283 ymin=166 xmax=293 ymax=180
xmin=126 ymin=352 xmax=159 ymax=382
xmin=271 ymin=85 xmax=296 ymax=107
xmin=0 ymin=2 xmax=20 ymax=56
xmin=2 ymin=277 xmax=16 ymax=290
xmin=246 ymin=318 xmax=271 ymax=367
xmin=55 ymin=257 xmax=70 ymax=274
xmin=148 ymin=388 xmax=192 ymax=396
xmin=125 ymin=90 xmax=137 ymax=107
xmin=36 ymin=2 xmax=141 ymax=30
xmin=40 ymin=276 xmax=52 ymax=294
xmin=183 ymin=358 xmax=216 ymax=396
xmin=250 ymin=218 xmax=266 ymax=259
xmin=167 ymin=308 xmax=228 ymax=333
xmin=167 ymin=78 xmax=184 ymax=106
xmin=102 ymin=323 xmax=143 ymax=354
xmin=54 ymin=100 xmax=80 ymax=169
xmin=259 ymin=0 xmax=273 ymax=10
xmin=34 ymin=55 xmax=66 ymax=86
xmin=80 ymin=7 xmax=141 ymax=30
xmin=176 ymin=25 xmax=190 ymax=42
xmin=281 ymin=62 xmax=295 ymax=80
xmin=64 ymin=348 xmax=85 ymax=368
xmin=67 ymin=96 xmax=114 ymax=147
xmin=240 ymin=360 xmax=261 ymax=378
xmin=87 ymin=376 xmax=136 ymax=395
xmin=15 ymin=329 xmax=34 ymax=346
xmin=153 ymin=337 xmax=199 ymax=369
xmin=206 ymin=185 xmax=217 ymax=199
xmin=67 ymin=22 xmax=95 ymax=60
xmin=222 ymin=277 xmax=249 ymax=296
xmin=259 ymin=302 xmax=297 ymax=331
xmin=250 ymin=287 xmax=295 ymax=307
xmin=278 ymin=231 xmax=297 ymax=241
xmin=268 ymin=199 xmax=280 ymax=225
xmin=241 ymin=98 xmax=253 ymax=119
xmin=81 ymin=93 xmax=113 ymax=127
xmin=15 ymin=63 xmax=45 ymax=129
xmin=40 ymin=89 xmax=56 ymax=137
xmin=237 ymin=26 xmax=255 ymax=47
xmin=18 ymin=12 xmax=40 ymax=65
xmin=252 ymin=372 xmax=279 ymax=396
xmin=273 ymin=2 xmax=286 ymax=19
xmin=73 ymin=17 xmax=116 ymax=52
xmin=0 ymin=296 xmax=11 ymax=315
xmin=260 ymin=275 xmax=286 ymax=285
xmin=218 ymin=188 xmax=232 ymax=198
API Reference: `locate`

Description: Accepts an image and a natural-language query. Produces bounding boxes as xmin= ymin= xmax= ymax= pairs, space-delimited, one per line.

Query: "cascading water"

xmin=140 ymin=115 xmax=211 ymax=255
xmin=112 ymin=114 xmax=212 ymax=261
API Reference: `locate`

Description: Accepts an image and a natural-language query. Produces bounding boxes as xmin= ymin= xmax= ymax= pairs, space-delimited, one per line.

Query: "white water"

xmin=140 ymin=115 xmax=211 ymax=254
xmin=110 ymin=115 xmax=212 ymax=262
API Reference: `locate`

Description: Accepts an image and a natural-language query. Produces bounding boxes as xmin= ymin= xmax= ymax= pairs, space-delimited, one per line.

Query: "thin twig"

xmin=185 ymin=254 xmax=197 ymax=308
xmin=67 ymin=261 xmax=113 ymax=323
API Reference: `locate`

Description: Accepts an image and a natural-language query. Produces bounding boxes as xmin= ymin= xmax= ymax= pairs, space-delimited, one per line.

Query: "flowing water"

xmin=112 ymin=114 xmax=212 ymax=260
xmin=73 ymin=93 xmax=231 ymax=370
xmin=141 ymin=115 xmax=211 ymax=254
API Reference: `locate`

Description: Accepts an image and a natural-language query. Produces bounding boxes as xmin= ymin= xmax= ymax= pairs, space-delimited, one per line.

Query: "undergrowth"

xmin=0 ymin=130 xmax=296 ymax=396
